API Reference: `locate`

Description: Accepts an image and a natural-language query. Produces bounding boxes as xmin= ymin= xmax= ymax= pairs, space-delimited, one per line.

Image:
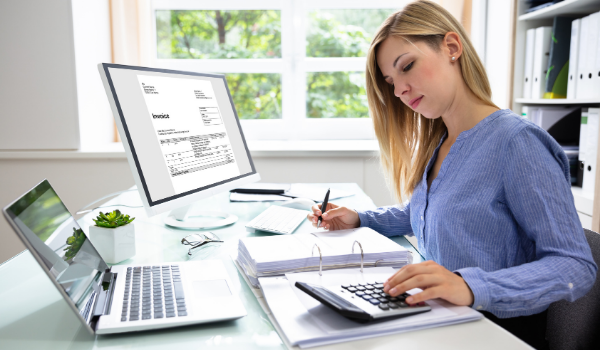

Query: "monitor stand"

xmin=163 ymin=204 xmax=238 ymax=230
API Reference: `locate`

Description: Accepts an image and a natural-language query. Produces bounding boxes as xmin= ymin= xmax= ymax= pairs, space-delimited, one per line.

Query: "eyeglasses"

xmin=181 ymin=231 xmax=223 ymax=256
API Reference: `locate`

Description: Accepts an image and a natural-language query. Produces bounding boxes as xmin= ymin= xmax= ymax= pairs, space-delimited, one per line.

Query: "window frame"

xmin=149 ymin=0 xmax=413 ymax=140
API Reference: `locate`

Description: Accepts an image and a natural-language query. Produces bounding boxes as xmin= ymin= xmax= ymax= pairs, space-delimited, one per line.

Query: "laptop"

xmin=2 ymin=179 xmax=247 ymax=334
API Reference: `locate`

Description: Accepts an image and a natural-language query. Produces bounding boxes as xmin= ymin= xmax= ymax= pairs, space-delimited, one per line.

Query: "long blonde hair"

xmin=366 ymin=0 xmax=498 ymax=203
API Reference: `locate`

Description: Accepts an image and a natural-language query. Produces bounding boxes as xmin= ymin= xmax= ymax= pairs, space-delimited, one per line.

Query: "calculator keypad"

xmin=341 ymin=281 xmax=426 ymax=311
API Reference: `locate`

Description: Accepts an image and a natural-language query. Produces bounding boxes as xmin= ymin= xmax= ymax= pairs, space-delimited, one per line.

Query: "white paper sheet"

xmin=260 ymin=267 xmax=483 ymax=348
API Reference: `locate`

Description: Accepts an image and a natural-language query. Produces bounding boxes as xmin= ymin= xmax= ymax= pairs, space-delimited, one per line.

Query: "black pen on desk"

xmin=317 ymin=188 xmax=330 ymax=228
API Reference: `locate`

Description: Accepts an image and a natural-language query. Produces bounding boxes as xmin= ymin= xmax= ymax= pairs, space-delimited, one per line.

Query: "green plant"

xmin=93 ymin=210 xmax=135 ymax=228
xmin=64 ymin=227 xmax=86 ymax=261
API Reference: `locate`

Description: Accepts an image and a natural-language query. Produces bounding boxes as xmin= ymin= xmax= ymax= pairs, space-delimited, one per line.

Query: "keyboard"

xmin=121 ymin=265 xmax=187 ymax=321
xmin=245 ymin=205 xmax=309 ymax=234
xmin=295 ymin=281 xmax=431 ymax=323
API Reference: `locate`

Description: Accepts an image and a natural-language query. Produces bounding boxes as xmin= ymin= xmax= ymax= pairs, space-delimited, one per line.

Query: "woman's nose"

xmin=394 ymin=83 xmax=405 ymax=98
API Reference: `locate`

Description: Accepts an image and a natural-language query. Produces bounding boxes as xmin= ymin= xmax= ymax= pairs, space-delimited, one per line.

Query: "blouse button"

xmin=568 ymin=283 xmax=573 ymax=289
xmin=420 ymin=216 xmax=424 ymax=221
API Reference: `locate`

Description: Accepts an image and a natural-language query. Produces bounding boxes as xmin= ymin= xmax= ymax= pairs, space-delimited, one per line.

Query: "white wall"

xmin=485 ymin=0 xmax=515 ymax=109
xmin=72 ymin=0 xmax=115 ymax=148
xmin=0 ymin=0 xmax=80 ymax=150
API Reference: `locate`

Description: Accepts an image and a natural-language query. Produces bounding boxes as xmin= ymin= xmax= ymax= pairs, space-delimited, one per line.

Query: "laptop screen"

xmin=4 ymin=180 xmax=109 ymax=325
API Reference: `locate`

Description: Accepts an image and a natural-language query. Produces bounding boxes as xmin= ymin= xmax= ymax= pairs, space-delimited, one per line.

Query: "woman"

xmin=307 ymin=1 xmax=597 ymax=348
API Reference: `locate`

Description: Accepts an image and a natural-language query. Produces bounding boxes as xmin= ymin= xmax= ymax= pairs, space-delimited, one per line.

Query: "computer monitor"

xmin=98 ymin=63 xmax=260 ymax=229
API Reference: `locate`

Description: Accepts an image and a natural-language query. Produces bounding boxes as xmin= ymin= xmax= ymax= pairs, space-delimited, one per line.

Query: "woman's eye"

xmin=403 ymin=62 xmax=414 ymax=72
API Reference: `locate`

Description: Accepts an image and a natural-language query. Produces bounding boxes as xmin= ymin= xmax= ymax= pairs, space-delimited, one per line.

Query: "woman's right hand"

xmin=307 ymin=202 xmax=360 ymax=231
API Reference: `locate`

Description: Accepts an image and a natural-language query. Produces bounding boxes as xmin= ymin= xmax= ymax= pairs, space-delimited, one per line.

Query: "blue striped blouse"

xmin=356 ymin=108 xmax=597 ymax=318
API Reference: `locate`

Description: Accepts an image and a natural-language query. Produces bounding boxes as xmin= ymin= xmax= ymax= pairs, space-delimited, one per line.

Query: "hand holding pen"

xmin=307 ymin=189 xmax=360 ymax=231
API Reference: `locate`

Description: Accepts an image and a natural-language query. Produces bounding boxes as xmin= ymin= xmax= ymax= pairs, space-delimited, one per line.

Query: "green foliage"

xmin=155 ymin=8 xmax=396 ymax=119
xmin=93 ymin=210 xmax=135 ymax=229
xmin=156 ymin=10 xmax=281 ymax=59
xmin=307 ymin=72 xmax=369 ymax=118
xmin=306 ymin=12 xmax=369 ymax=58
xmin=226 ymin=73 xmax=282 ymax=119
xmin=64 ymin=227 xmax=86 ymax=261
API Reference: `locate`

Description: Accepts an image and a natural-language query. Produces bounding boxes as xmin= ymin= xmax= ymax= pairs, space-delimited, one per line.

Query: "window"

xmin=150 ymin=0 xmax=471 ymax=140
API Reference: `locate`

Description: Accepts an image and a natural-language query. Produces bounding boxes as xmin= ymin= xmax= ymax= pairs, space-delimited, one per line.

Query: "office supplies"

xmin=532 ymin=26 xmax=552 ymax=99
xmin=230 ymin=183 xmax=291 ymax=194
xmin=544 ymin=17 xmax=573 ymax=99
xmin=317 ymin=188 xmax=330 ymax=228
xmin=579 ymin=108 xmax=589 ymax=165
xmin=576 ymin=15 xmax=590 ymax=99
xmin=2 ymin=179 xmax=247 ymax=335
xmin=245 ymin=205 xmax=310 ymax=235
xmin=567 ymin=18 xmax=581 ymax=99
xmin=259 ymin=267 xmax=483 ymax=348
xmin=523 ymin=28 xmax=536 ymax=99
xmin=295 ymin=281 xmax=431 ymax=322
xmin=585 ymin=12 xmax=599 ymax=99
xmin=583 ymin=108 xmax=600 ymax=194
xmin=284 ymin=184 xmax=354 ymax=202
xmin=230 ymin=184 xmax=353 ymax=203
xmin=279 ymin=197 xmax=315 ymax=210
xmin=229 ymin=192 xmax=290 ymax=202
xmin=236 ymin=227 xmax=411 ymax=287
xmin=98 ymin=63 xmax=260 ymax=230
xmin=2 ymin=182 xmax=532 ymax=349
xmin=593 ymin=11 xmax=600 ymax=98
xmin=521 ymin=105 xmax=531 ymax=119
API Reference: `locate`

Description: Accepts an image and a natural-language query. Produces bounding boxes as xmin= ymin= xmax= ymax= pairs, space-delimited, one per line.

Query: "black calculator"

xmin=295 ymin=281 xmax=431 ymax=323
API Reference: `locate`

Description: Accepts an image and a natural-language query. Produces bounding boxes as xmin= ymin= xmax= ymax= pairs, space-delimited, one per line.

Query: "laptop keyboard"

xmin=121 ymin=265 xmax=187 ymax=322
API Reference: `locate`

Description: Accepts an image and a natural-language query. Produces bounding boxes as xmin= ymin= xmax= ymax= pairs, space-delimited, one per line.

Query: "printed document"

xmin=137 ymin=74 xmax=240 ymax=194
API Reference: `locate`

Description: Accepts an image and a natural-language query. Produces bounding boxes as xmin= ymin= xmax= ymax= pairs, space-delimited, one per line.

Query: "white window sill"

xmin=0 ymin=140 xmax=381 ymax=159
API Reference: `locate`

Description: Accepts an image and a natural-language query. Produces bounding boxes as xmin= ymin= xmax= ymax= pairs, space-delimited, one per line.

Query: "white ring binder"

xmin=312 ymin=243 xmax=323 ymax=276
xmin=352 ymin=240 xmax=364 ymax=273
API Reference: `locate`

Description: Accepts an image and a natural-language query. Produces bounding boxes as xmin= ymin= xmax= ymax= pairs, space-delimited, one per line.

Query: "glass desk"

xmin=0 ymin=183 xmax=528 ymax=349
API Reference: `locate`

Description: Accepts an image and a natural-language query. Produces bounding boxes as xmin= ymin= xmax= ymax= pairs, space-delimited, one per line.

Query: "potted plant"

xmin=89 ymin=210 xmax=136 ymax=264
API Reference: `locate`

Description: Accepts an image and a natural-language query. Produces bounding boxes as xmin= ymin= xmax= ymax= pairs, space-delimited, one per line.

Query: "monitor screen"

xmin=4 ymin=180 xmax=108 ymax=326
xmin=101 ymin=64 xmax=257 ymax=209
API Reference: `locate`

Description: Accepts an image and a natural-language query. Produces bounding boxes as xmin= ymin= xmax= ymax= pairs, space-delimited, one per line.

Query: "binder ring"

xmin=352 ymin=240 xmax=364 ymax=273
xmin=312 ymin=243 xmax=323 ymax=276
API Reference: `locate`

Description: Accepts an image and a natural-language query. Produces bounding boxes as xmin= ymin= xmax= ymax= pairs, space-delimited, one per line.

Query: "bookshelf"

xmin=511 ymin=0 xmax=600 ymax=231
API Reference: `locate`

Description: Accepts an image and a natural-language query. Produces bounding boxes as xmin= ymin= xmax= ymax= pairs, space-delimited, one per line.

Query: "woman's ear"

xmin=443 ymin=32 xmax=463 ymax=61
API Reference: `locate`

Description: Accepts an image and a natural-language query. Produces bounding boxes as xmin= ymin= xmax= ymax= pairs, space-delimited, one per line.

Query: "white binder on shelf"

xmin=576 ymin=15 xmax=593 ymax=99
xmin=532 ymin=26 xmax=552 ymax=99
xmin=521 ymin=105 xmax=531 ymax=120
xmin=523 ymin=28 xmax=536 ymax=99
xmin=579 ymin=108 xmax=589 ymax=165
xmin=567 ymin=18 xmax=581 ymax=100
xmin=585 ymin=12 xmax=599 ymax=99
xmin=594 ymin=11 xmax=600 ymax=99
xmin=583 ymin=108 xmax=600 ymax=195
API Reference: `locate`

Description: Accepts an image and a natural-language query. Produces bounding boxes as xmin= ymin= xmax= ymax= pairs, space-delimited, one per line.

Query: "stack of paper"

xmin=260 ymin=267 xmax=483 ymax=348
xmin=237 ymin=227 xmax=412 ymax=287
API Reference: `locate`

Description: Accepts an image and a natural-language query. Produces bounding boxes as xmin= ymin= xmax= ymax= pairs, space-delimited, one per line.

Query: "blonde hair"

xmin=366 ymin=0 xmax=498 ymax=203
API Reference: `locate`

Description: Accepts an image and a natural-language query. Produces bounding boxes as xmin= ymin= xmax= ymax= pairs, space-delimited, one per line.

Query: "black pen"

xmin=317 ymin=188 xmax=330 ymax=228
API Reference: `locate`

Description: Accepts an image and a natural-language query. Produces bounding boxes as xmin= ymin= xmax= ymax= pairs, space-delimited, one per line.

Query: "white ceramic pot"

xmin=89 ymin=223 xmax=136 ymax=264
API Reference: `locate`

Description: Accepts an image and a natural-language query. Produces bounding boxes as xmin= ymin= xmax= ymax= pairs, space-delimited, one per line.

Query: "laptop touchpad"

xmin=192 ymin=279 xmax=231 ymax=298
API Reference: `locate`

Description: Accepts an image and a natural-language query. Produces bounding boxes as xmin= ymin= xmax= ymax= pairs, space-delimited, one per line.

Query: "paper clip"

xmin=312 ymin=243 xmax=323 ymax=276
xmin=352 ymin=240 xmax=364 ymax=273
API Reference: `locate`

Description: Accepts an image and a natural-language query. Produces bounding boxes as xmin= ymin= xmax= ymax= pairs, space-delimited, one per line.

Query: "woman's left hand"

xmin=383 ymin=260 xmax=474 ymax=306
